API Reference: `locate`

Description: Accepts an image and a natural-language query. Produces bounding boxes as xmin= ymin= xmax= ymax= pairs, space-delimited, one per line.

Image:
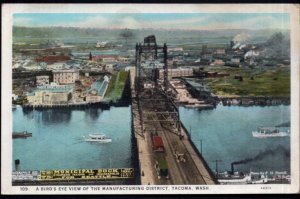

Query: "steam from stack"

xmin=262 ymin=32 xmax=290 ymax=58
xmin=231 ymin=33 xmax=250 ymax=50
xmin=231 ymin=145 xmax=290 ymax=172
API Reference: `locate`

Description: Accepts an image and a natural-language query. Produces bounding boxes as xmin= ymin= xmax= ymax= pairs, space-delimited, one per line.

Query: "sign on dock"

xmin=12 ymin=168 xmax=134 ymax=182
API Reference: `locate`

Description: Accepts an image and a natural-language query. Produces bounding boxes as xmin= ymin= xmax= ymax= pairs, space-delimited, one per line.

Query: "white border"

xmin=1 ymin=3 xmax=299 ymax=194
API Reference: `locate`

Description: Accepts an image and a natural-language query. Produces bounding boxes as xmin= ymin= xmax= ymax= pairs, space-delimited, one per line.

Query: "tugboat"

xmin=252 ymin=127 xmax=290 ymax=138
xmin=84 ymin=133 xmax=112 ymax=143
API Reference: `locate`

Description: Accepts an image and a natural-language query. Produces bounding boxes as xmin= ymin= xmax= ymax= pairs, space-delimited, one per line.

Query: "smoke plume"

xmin=233 ymin=33 xmax=250 ymax=43
xmin=232 ymin=145 xmax=290 ymax=166
xmin=260 ymin=32 xmax=290 ymax=59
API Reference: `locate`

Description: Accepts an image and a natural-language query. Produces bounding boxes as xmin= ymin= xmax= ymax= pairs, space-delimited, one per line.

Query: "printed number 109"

xmin=20 ymin=187 xmax=28 ymax=191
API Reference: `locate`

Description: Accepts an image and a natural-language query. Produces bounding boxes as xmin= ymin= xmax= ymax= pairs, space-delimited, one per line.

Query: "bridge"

xmin=131 ymin=35 xmax=216 ymax=185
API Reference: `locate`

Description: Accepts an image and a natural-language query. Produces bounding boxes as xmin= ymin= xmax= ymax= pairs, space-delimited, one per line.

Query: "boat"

xmin=218 ymin=171 xmax=269 ymax=185
xmin=84 ymin=133 xmax=112 ymax=143
xmin=252 ymin=127 xmax=290 ymax=138
xmin=217 ymin=171 xmax=250 ymax=184
xmin=13 ymin=131 xmax=32 ymax=139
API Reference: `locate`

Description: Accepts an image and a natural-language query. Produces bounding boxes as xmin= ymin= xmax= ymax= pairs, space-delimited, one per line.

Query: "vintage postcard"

xmin=1 ymin=3 xmax=299 ymax=194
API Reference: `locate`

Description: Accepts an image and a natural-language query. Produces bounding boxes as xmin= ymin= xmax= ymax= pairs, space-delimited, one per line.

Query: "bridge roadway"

xmin=131 ymin=86 xmax=215 ymax=185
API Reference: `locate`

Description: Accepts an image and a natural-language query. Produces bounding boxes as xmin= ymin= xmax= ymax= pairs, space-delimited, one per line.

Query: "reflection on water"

xmin=42 ymin=109 xmax=72 ymax=124
xmin=13 ymin=106 xmax=132 ymax=170
xmin=84 ymin=108 xmax=102 ymax=121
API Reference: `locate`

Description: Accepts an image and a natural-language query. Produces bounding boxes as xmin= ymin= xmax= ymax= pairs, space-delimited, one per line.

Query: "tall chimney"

xmin=231 ymin=163 xmax=234 ymax=174
xmin=15 ymin=159 xmax=20 ymax=171
xmin=230 ymin=40 xmax=234 ymax=49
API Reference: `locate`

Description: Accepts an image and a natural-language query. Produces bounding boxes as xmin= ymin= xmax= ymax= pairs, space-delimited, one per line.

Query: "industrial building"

xmin=85 ymin=76 xmax=110 ymax=103
xmin=36 ymin=75 xmax=50 ymax=86
xmin=27 ymin=83 xmax=73 ymax=105
xmin=53 ymin=69 xmax=79 ymax=84
xmin=158 ymin=68 xmax=194 ymax=79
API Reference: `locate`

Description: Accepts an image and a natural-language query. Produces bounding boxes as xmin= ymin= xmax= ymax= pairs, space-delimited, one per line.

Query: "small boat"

xmin=252 ymin=127 xmax=290 ymax=138
xmin=84 ymin=133 xmax=112 ymax=143
xmin=13 ymin=131 xmax=32 ymax=139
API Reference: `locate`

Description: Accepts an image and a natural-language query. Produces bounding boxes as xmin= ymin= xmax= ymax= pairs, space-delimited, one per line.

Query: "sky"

xmin=13 ymin=13 xmax=290 ymax=30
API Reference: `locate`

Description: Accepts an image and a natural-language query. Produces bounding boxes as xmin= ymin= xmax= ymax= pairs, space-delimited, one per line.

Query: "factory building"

xmin=85 ymin=76 xmax=110 ymax=103
xmin=92 ymin=55 xmax=118 ymax=63
xmin=36 ymin=75 xmax=50 ymax=86
xmin=26 ymin=83 xmax=73 ymax=105
xmin=159 ymin=68 xmax=193 ymax=79
xmin=53 ymin=69 xmax=79 ymax=84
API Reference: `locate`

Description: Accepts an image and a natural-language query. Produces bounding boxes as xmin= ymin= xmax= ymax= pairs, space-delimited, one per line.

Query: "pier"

xmin=131 ymin=35 xmax=216 ymax=185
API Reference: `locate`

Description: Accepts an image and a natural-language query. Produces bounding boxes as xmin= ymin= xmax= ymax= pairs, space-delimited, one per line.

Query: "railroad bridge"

xmin=131 ymin=35 xmax=216 ymax=185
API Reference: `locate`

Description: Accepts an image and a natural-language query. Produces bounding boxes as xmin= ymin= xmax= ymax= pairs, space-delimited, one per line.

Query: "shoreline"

xmin=218 ymin=96 xmax=290 ymax=106
xmin=20 ymin=99 xmax=131 ymax=110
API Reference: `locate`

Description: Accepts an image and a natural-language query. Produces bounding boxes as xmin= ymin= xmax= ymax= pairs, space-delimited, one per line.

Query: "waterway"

xmin=13 ymin=104 xmax=291 ymax=176
xmin=180 ymin=104 xmax=290 ymax=174
xmin=12 ymin=106 xmax=132 ymax=171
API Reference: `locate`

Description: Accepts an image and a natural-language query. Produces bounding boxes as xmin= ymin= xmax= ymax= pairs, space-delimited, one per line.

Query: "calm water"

xmin=13 ymin=106 xmax=132 ymax=171
xmin=13 ymin=104 xmax=290 ymax=174
xmin=180 ymin=105 xmax=290 ymax=174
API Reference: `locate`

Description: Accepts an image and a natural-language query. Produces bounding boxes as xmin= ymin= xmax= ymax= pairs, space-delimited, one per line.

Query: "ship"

xmin=218 ymin=171 xmax=269 ymax=185
xmin=252 ymin=127 xmax=290 ymax=138
xmin=217 ymin=164 xmax=290 ymax=184
xmin=84 ymin=133 xmax=112 ymax=143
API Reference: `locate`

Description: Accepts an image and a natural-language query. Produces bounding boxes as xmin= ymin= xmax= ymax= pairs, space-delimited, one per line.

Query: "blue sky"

xmin=13 ymin=13 xmax=290 ymax=30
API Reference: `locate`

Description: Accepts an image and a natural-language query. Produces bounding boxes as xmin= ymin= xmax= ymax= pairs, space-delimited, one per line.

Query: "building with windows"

xmin=26 ymin=84 xmax=73 ymax=105
xmin=36 ymin=75 xmax=50 ymax=86
xmin=53 ymin=69 xmax=79 ymax=84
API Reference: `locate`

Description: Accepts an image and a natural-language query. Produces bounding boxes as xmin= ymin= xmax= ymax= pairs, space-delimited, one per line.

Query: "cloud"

xmin=117 ymin=16 xmax=143 ymax=29
xmin=13 ymin=14 xmax=289 ymax=30
xmin=144 ymin=17 xmax=208 ymax=30
xmin=58 ymin=16 xmax=110 ymax=28
xmin=199 ymin=15 xmax=290 ymax=30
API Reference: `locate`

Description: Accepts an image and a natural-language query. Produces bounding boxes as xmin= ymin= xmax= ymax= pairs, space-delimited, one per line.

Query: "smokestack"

xmin=230 ymin=40 xmax=234 ymax=49
xmin=15 ymin=159 xmax=20 ymax=171
xmin=231 ymin=163 xmax=234 ymax=174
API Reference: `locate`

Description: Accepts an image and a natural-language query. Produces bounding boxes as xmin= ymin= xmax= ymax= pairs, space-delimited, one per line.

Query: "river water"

xmin=13 ymin=106 xmax=132 ymax=171
xmin=180 ymin=105 xmax=290 ymax=174
xmin=13 ymin=104 xmax=290 ymax=175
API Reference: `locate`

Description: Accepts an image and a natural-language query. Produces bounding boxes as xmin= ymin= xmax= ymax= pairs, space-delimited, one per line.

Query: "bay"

xmin=12 ymin=106 xmax=132 ymax=171
xmin=179 ymin=105 xmax=290 ymax=174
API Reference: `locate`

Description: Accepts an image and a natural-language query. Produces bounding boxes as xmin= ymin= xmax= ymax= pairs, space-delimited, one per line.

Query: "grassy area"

xmin=104 ymin=70 xmax=129 ymax=101
xmin=203 ymin=67 xmax=290 ymax=97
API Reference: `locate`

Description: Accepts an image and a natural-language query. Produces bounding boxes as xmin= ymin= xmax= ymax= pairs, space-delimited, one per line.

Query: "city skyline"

xmin=13 ymin=13 xmax=290 ymax=30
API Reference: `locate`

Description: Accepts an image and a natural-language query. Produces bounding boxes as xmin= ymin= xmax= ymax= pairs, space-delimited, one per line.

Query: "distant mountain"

xmin=13 ymin=26 xmax=290 ymax=45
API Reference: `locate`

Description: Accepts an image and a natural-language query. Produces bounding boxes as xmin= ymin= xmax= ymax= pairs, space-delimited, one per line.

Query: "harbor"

xmin=11 ymin=26 xmax=291 ymax=186
xmin=12 ymin=35 xmax=291 ymax=185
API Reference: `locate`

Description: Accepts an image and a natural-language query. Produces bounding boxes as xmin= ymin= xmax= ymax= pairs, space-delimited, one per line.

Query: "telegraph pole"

xmin=213 ymin=160 xmax=222 ymax=178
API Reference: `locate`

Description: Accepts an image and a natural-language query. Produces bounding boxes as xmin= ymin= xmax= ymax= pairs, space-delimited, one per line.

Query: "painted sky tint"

xmin=13 ymin=13 xmax=290 ymax=30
